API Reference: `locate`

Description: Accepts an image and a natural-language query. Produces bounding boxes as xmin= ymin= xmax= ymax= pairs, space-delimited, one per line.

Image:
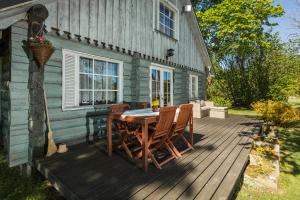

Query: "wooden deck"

xmin=35 ymin=115 xmax=260 ymax=200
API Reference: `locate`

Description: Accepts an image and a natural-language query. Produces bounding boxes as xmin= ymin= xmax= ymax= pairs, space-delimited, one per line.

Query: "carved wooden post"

xmin=26 ymin=5 xmax=49 ymax=161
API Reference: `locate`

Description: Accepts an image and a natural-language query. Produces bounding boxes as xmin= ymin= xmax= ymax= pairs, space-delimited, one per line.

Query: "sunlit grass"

xmin=236 ymin=124 xmax=300 ymax=200
xmin=288 ymin=97 xmax=300 ymax=109
xmin=228 ymin=108 xmax=258 ymax=116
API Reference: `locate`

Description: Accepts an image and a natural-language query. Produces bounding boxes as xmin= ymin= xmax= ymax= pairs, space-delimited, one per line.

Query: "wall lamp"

xmin=166 ymin=49 xmax=175 ymax=60
xmin=182 ymin=5 xmax=192 ymax=14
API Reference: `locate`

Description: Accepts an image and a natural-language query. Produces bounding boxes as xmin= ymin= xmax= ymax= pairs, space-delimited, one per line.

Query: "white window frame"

xmin=149 ymin=63 xmax=174 ymax=107
xmin=153 ymin=0 xmax=179 ymax=40
xmin=189 ymin=74 xmax=198 ymax=99
xmin=62 ymin=49 xmax=123 ymax=111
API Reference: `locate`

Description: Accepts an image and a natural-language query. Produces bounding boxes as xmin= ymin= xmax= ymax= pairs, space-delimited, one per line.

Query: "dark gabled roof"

xmin=0 ymin=0 xmax=32 ymax=10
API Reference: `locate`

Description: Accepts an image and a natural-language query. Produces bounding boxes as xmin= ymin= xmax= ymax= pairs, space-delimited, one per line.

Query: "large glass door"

xmin=150 ymin=66 xmax=173 ymax=107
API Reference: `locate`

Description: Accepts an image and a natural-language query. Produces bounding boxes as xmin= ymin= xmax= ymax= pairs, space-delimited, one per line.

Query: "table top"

xmin=121 ymin=108 xmax=158 ymax=119
xmin=121 ymin=108 xmax=180 ymax=122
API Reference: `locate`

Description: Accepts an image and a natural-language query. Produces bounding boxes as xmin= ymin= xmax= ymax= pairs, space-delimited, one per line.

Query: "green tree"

xmin=262 ymin=36 xmax=300 ymax=100
xmin=196 ymin=0 xmax=284 ymax=58
xmin=194 ymin=0 xmax=285 ymax=106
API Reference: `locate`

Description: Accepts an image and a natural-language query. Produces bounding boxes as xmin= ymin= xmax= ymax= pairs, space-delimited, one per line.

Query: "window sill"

xmin=62 ymin=104 xmax=114 ymax=112
xmin=154 ymin=29 xmax=178 ymax=42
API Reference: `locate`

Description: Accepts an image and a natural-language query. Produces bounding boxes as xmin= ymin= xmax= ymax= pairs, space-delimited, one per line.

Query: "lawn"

xmin=0 ymin=152 xmax=62 ymax=200
xmin=289 ymin=97 xmax=300 ymax=109
xmin=228 ymin=108 xmax=257 ymax=116
xmin=236 ymin=124 xmax=300 ymax=200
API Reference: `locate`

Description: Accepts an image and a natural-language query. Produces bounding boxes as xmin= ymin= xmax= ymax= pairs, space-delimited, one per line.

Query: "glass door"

xmin=150 ymin=66 xmax=173 ymax=107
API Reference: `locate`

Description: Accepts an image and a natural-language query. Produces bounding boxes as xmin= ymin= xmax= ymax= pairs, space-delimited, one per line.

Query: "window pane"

xmin=166 ymin=28 xmax=170 ymax=36
xmin=94 ymin=75 xmax=105 ymax=90
xmin=170 ymin=20 xmax=174 ymax=29
xmin=165 ymin=7 xmax=169 ymax=16
xmin=80 ymin=57 xmax=93 ymax=73
xmin=94 ymin=60 xmax=106 ymax=74
xmin=159 ymin=3 xmax=175 ymax=37
xmin=107 ymin=77 xmax=118 ymax=90
xmin=107 ymin=62 xmax=118 ymax=76
xmin=94 ymin=91 xmax=106 ymax=105
xmin=160 ymin=13 xmax=164 ymax=24
xmin=107 ymin=91 xmax=117 ymax=104
xmin=80 ymin=74 xmax=93 ymax=89
xmin=160 ymin=24 xmax=164 ymax=32
xmin=160 ymin=3 xmax=164 ymax=13
xmin=152 ymin=69 xmax=158 ymax=80
xmin=166 ymin=18 xmax=170 ymax=27
xmin=80 ymin=91 xmax=93 ymax=106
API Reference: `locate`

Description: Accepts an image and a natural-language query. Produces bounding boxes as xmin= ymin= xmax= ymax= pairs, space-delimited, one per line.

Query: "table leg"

xmin=189 ymin=112 xmax=193 ymax=145
xmin=142 ymin=120 xmax=149 ymax=172
xmin=106 ymin=114 xmax=112 ymax=156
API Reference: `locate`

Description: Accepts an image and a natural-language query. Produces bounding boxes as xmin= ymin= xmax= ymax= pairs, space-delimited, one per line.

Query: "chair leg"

xmin=181 ymin=134 xmax=194 ymax=150
xmin=178 ymin=134 xmax=193 ymax=155
xmin=148 ymin=150 xmax=162 ymax=169
xmin=119 ymin=134 xmax=134 ymax=158
xmin=167 ymin=139 xmax=182 ymax=158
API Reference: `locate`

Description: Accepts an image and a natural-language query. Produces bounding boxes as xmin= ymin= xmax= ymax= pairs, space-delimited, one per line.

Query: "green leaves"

xmin=195 ymin=0 xmax=284 ymax=58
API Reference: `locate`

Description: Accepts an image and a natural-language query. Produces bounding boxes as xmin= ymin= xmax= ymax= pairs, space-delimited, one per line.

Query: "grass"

xmin=228 ymin=107 xmax=258 ymax=116
xmin=236 ymin=124 xmax=300 ymax=200
xmin=288 ymin=97 xmax=300 ymax=109
xmin=0 ymin=151 xmax=62 ymax=200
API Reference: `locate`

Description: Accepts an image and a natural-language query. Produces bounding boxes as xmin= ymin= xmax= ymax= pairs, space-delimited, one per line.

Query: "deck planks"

xmin=35 ymin=115 xmax=259 ymax=200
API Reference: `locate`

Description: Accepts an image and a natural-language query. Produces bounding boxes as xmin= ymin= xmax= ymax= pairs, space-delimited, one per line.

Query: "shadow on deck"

xmin=35 ymin=115 xmax=260 ymax=200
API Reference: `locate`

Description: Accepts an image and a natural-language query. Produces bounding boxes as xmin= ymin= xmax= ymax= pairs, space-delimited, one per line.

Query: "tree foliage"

xmin=195 ymin=0 xmax=284 ymax=58
xmin=192 ymin=0 xmax=300 ymax=107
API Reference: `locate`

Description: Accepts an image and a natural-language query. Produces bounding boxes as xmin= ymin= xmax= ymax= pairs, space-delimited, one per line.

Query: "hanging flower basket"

xmin=30 ymin=44 xmax=54 ymax=67
xmin=207 ymin=76 xmax=214 ymax=85
xmin=29 ymin=35 xmax=54 ymax=67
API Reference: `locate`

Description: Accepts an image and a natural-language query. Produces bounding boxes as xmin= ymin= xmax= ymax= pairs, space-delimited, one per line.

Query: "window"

xmin=154 ymin=0 xmax=179 ymax=39
xmin=159 ymin=2 xmax=175 ymax=38
xmin=190 ymin=75 xmax=198 ymax=99
xmin=62 ymin=50 xmax=123 ymax=110
xmin=150 ymin=64 xmax=173 ymax=107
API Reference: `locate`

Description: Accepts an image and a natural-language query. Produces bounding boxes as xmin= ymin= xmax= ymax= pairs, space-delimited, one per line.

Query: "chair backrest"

xmin=154 ymin=106 xmax=177 ymax=138
xmin=110 ymin=104 xmax=129 ymax=113
xmin=174 ymin=104 xmax=193 ymax=132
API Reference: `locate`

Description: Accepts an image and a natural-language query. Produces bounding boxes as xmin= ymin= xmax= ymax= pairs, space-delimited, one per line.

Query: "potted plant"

xmin=152 ymin=99 xmax=160 ymax=112
xmin=29 ymin=34 xmax=54 ymax=67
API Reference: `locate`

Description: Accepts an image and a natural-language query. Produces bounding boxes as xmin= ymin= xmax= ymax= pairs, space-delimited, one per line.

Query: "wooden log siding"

xmin=7 ymin=22 xmax=30 ymax=167
xmin=44 ymin=0 xmax=207 ymax=72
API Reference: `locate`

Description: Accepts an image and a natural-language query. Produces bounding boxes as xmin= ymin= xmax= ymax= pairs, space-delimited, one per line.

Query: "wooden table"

xmin=106 ymin=109 xmax=193 ymax=172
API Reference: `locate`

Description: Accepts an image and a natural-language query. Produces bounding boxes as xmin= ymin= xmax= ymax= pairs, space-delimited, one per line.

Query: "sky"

xmin=271 ymin=0 xmax=300 ymax=42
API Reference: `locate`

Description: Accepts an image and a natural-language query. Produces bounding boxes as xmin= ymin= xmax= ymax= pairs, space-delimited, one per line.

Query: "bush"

xmin=252 ymin=100 xmax=300 ymax=125
xmin=209 ymin=96 xmax=233 ymax=108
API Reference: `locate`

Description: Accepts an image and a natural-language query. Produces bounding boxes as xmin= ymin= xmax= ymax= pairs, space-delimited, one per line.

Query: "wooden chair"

xmin=168 ymin=104 xmax=193 ymax=157
xmin=110 ymin=104 xmax=136 ymax=158
xmin=135 ymin=106 xmax=177 ymax=169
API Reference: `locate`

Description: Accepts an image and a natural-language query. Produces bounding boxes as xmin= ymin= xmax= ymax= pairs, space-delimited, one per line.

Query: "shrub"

xmin=252 ymin=100 xmax=300 ymax=125
xmin=209 ymin=96 xmax=233 ymax=108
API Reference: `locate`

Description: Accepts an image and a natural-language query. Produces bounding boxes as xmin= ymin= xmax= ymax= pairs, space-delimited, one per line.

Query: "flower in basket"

xmin=152 ymin=99 xmax=160 ymax=112
xmin=29 ymin=34 xmax=54 ymax=67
